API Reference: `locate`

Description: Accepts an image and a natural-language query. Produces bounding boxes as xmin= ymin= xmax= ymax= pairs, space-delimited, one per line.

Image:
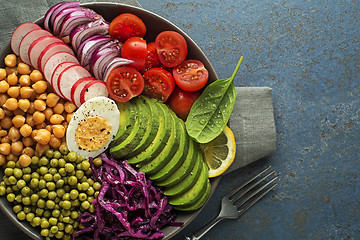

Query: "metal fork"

xmin=185 ymin=166 xmax=278 ymax=240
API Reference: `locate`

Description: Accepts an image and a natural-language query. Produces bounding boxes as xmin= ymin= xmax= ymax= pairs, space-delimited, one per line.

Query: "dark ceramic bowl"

xmin=0 ymin=2 xmax=220 ymax=240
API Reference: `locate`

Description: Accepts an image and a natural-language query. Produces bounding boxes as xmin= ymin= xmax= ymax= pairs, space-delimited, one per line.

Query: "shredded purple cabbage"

xmin=74 ymin=152 xmax=181 ymax=240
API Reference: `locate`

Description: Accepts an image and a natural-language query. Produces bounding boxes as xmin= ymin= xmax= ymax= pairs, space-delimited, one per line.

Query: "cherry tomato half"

xmin=121 ymin=37 xmax=147 ymax=70
xmin=155 ymin=31 xmax=188 ymax=68
xmin=106 ymin=66 xmax=144 ymax=102
xmin=172 ymin=59 xmax=209 ymax=92
xmin=143 ymin=68 xmax=175 ymax=102
xmin=141 ymin=42 xmax=161 ymax=73
xmin=109 ymin=13 xmax=146 ymax=42
xmin=166 ymin=87 xmax=201 ymax=120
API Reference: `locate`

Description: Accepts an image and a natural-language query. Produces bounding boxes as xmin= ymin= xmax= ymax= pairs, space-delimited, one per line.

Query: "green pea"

xmin=56 ymin=179 xmax=64 ymax=188
xmin=53 ymin=173 xmax=61 ymax=182
xmin=93 ymin=182 xmax=102 ymax=191
xmin=58 ymin=168 xmax=66 ymax=177
xmin=76 ymin=163 xmax=82 ymax=170
xmin=86 ymin=186 xmax=95 ymax=196
xmin=22 ymin=196 xmax=31 ymax=205
xmin=87 ymin=178 xmax=94 ymax=185
xmin=56 ymin=189 xmax=65 ymax=198
xmin=32 ymin=216 xmax=41 ymax=226
xmin=17 ymin=211 xmax=26 ymax=220
xmin=39 ymin=189 xmax=48 ymax=198
xmin=22 ymin=174 xmax=31 ymax=182
xmin=81 ymin=161 xmax=90 ymax=171
xmin=85 ymin=169 xmax=92 ymax=176
xmin=75 ymin=170 xmax=84 ymax=180
xmin=8 ymin=176 xmax=17 ymax=185
xmin=81 ymin=200 xmax=90 ymax=210
xmin=31 ymin=172 xmax=39 ymax=179
xmin=78 ymin=193 xmax=87 ymax=201
xmin=13 ymin=205 xmax=22 ymax=213
xmin=0 ymin=186 xmax=6 ymax=196
xmin=52 ymin=209 xmax=60 ymax=218
xmin=26 ymin=212 xmax=35 ymax=222
xmin=50 ymin=158 xmax=58 ymax=168
xmin=43 ymin=210 xmax=51 ymax=218
xmin=62 ymin=216 xmax=70 ymax=223
xmin=15 ymin=194 xmax=22 ymax=203
xmin=44 ymin=173 xmax=53 ymax=182
xmin=4 ymin=168 xmax=14 ymax=176
xmin=71 ymin=199 xmax=80 ymax=208
xmin=59 ymin=145 xmax=69 ymax=155
xmin=40 ymin=157 xmax=49 ymax=166
xmin=31 ymin=156 xmax=39 ymax=165
xmin=45 ymin=149 xmax=54 ymax=159
xmin=16 ymin=179 xmax=26 ymax=189
xmin=46 ymin=200 xmax=55 ymax=209
xmin=11 ymin=185 xmax=18 ymax=192
xmin=64 ymin=233 xmax=72 ymax=240
xmin=55 ymin=231 xmax=64 ymax=239
xmin=69 ymin=189 xmax=78 ymax=200
xmin=46 ymin=182 xmax=56 ymax=191
xmin=30 ymin=178 xmax=39 ymax=188
xmin=41 ymin=219 xmax=50 ymax=228
xmin=48 ymin=168 xmax=57 ymax=175
xmin=54 ymin=151 xmax=61 ymax=159
xmin=64 ymin=224 xmax=73 ymax=234
xmin=89 ymin=204 xmax=96 ymax=213
xmin=57 ymin=222 xmax=65 ymax=231
xmin=3 ymin=177 xmax=10 ymax=186
xmin=39 ymin=166 xmax=48 ymax=175
xmin=37 ymin=199 xmax=45 ymax=208
xmin=50 ymin=225 xmax=59 ymax=234
xmin=30 ymin=194 xmax=39 ymax=203
xmin=21 ymin=186 xmax=31 ymax=196
xmin=62 ymin=193 xmax=70 ymax=201
xmin=65 ymin=163 xmax=74 ymax=173
xmin=7 ymin=193 xmax=15 ymax=202
xmin=6 ymin=161 xmax=15 ymax=168
xmin=62 ymin=200 xmax=71 ymax=210
xmin=63 ymin=185 xmax=71 ymax=193
xmin=68 ymin=176 xmax=77 ymax=186
xmin=48 ymin=191 xmax=57 ymax=200
xmin=40 ymin=228 xmax=49 ymax=237
xmin=80 ymin=176 xmax=88 ymax=183
xmin=38 ymin=179 xmax=46 ymax=189
xmin=81 ymin=182 xmax=90 ymax=191
xmin=35 ymin=208 xmax=44 ymax=217
xmin=49 ymin=217 xmax=58 ymax=226
xmin=58 ymin=158 xmax=66 ymax=168
xmin=93 ymin=158 xmax=102 ymax=167
xmin=67 ymin=152 xmax=77 ymax=162
xmin=70 ymin=211 xmax=78 ymax=220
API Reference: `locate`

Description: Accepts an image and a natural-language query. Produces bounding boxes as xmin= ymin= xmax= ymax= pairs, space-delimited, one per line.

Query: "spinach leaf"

xmin=185 ymin=56 xmax=244 ymax=143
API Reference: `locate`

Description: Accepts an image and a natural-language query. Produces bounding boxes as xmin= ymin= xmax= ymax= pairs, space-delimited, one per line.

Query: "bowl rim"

xmin=0 ymin=2 xmax=221 ymax=240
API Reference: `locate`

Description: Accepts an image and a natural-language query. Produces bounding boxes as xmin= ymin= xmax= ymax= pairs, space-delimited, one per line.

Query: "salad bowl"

xmin=0 ymin=2 xmax=221 ymax=239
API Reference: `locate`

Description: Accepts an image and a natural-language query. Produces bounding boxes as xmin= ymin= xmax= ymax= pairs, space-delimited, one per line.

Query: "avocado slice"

xmin=148 ymin=117 xmax=189 ymax=181
xmin=169 ymin=161 xmax=209 ymax=206
xmin=124 ymin=96 xmax=160 ymax=159
xmin=139 ymin=110 xmax=180 ymax=174
xmin=109 ymin=99 xmax=137 ymax=148
xmin=109 ymin=97 xmax=149 ymax=158
xmin=174 ymin=179 xmax=211 ymax=211
xmin=127 ymin=102 xmax=172 ymax=165
xmin=155 ymin=139 xmax=197 ymax=187
xmin=164 ymin=150 xmax=203 ymax=196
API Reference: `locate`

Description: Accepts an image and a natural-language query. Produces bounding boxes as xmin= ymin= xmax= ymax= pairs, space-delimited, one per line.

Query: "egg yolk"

xmin=75 ymin=116 xmax=112 ymax=152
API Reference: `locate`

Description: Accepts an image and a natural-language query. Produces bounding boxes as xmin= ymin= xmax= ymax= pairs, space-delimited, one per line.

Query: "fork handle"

xmin=185 ymin=215 xmax=224 ymax=240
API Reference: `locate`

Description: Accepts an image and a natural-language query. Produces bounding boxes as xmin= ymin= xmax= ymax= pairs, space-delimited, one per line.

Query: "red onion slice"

xmin=50 ymin=1 xmax=80 ymax=31
xmin=70 ymin=19 xmax=109 ymax=51
xmin=103 ymin=57 xmax=134 ymax=82
xmin=53 ymin=7 xmax=83 ymax=36
xmin=44 ymin=2 xmax=63 ymax=32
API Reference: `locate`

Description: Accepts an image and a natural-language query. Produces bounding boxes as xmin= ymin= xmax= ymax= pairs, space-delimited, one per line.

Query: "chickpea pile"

xmin=0 ymin=54 xmax=76 ymax=167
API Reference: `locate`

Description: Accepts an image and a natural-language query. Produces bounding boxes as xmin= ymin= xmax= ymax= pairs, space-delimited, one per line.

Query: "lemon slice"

xmin=200 ymin=126 xmax=236 ymax=178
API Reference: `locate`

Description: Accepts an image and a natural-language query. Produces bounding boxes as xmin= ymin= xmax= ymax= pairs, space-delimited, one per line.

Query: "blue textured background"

xmin=136 ymin=0 xmax=360 ymax=239
xmin=0 ymin=0 xmax=358 ymax=239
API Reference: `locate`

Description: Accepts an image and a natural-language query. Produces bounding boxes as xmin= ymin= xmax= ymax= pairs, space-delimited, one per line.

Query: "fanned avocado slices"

xmin=174 ymin=179 xmax=211 ymax=211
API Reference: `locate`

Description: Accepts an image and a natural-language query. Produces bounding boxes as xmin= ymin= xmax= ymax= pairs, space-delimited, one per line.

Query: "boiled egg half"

xmin=66 ymin=96 xmax=120 ymax=158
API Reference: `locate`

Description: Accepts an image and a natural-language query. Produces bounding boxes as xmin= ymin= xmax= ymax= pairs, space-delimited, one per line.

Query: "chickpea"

xmin=0 ymin=69 xmax=6 ymax=81
xmin=34 ymin=100 xmax=46 ymax=111
xmin=11 ymin=141 xmax=23 ymax=156
xmin=49 ymin=135 xmax=61 ymax=149
xmin=17 ymin=62 xmax=31 ymax=75
xmin=53 ymin=103 xmax=64 ymax=114
xmin=5 ymin=54 xmax=17 ymax=67
xmin=19 ymin=75 xmax=31 ymax=86
xmin=22 ymin=137 xmax=34 ymax=147
xmin=50 ymin=114 xmax=65 ymax=125
xmin=0 ymin=130 xmax=7 ymax=137
xmin=8 ymin=127 xmax=21 ymax=142
xmin=46 ymin=93 xmax=60 ymax=107
xmin=18 ymin=99 xmax=30 ymax=113
xmin=0 ymin=94 xmax=8 ymax=106
xmin=25 ymin=114 xmax=35 ymax=127
xmin=36 ymin=122 xmax=47 ymax=130
xmin=0 ymin=108 xmax=4 ymax=120
xmin=61 ymin=121 xmax=68 ymax=130
xmin=1 ymin=116 xmax=13 ymax=129
xmin=32 ymin=81 xmax=47 ymax=94
xmin=64 ymin=101 xmax=76 ymax=113
xmin=7 ymin=72 xmax=18 ymax=86
xmin=45 ymin=125 xmax=52 ymax=133
xmin=12 ymin=115 xmax=26 ymax=128
xmin=6 ymin=153 xmax=17 ymax=162
xmin=43 ymin=108 xmax=53 ymax=121
xmin=22 ymin=147 xmax=34 ymax=157
xmin=37 ymin=93 xmax=47 ymax=100
xmin=18 ymin=154 xmax=32 ymax=167
xmin=35 ymin=143 xmax=49 ymax=157
xmin=0 ymin=154 xmax=5 ymax=166
xmin=20 ymin=87 xmax=34 ymax=99
xmin=0 ymin=81 xmax=10 ymax=93
xmin=33 ymin=111 xmax=45 ymax=124
xmin=1 ymin=136 xmax=11 ymax=144
xmin=52 ymin=125 xmax=65 ymax=139
xmin=5 ymin=67 xmax=17 ymax=75
xmin=29 ymin=91 xmax=37 ymax=102
xmin=3 ymin=98 xmax=18 ymax=111
xmin=66 ymin=113 xmax=74 ymax=123
xmin=30 ymin=70 xmax=43 ymax=82
xmin=0 ymin=143 xmax=11 ymax=155
xmin=7 ymin=86 xmax=20 ymax=98
xmin=20 ymin=124 xmax=32 ymax=137
xmin=27 ymin=102 xmax=36 ymax=114
xmin=34 ymin=129 xmax=51 ymax=145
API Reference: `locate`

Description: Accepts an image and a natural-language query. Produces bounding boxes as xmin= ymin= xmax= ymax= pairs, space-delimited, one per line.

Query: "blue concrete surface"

xmin=136 ymin=0 xmax=360 ymax=239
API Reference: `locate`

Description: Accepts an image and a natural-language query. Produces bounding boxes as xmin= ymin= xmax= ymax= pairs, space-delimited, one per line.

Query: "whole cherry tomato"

xmin=166 ymin=87 xmax=201 ymax=120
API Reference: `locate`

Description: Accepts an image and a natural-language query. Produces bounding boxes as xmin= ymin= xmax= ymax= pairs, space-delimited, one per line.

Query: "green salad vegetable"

xmin=185 ymin=56 xmax=244 ymax=143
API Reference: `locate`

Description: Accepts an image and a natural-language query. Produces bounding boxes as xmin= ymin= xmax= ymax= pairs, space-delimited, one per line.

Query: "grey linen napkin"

xmin=0 ymin=0 xmax=276 ymax=172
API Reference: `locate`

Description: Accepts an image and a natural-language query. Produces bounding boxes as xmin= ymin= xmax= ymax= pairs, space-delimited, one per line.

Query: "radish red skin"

xmin=11 ymin=22 xmax=42 ymax=56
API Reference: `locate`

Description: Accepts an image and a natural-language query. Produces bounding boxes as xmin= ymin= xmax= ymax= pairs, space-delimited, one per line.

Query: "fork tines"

xmin=227 ymin=166 xmax=278 ymax=214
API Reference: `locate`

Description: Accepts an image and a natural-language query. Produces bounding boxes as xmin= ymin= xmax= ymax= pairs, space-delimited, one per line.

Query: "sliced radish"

xmin=11 ymin=22 xmax=41 ymax=56
xmin=50 ymin=62 xmax=78 ymax=97
xmin=80 ymin=80 xmax=108 ymax=104
xmin=70 ymin=77 xmax=96 ymax=107
xmin=19 ymin=29 xmax=53 ymax=65
xmin=28 ymin=36 xmax=64 ymax=70
xmin=43 ymin=51 xmax=79 ymax=84
xmin=37 ymin=42 xmax=75 ymax=72
xmin=57 ymin=64 xmax=92 ymax=101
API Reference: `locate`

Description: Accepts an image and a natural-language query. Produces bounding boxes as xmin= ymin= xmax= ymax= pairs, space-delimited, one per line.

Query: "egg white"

xmin=66 ymin=96 xmax=120 ymax=158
